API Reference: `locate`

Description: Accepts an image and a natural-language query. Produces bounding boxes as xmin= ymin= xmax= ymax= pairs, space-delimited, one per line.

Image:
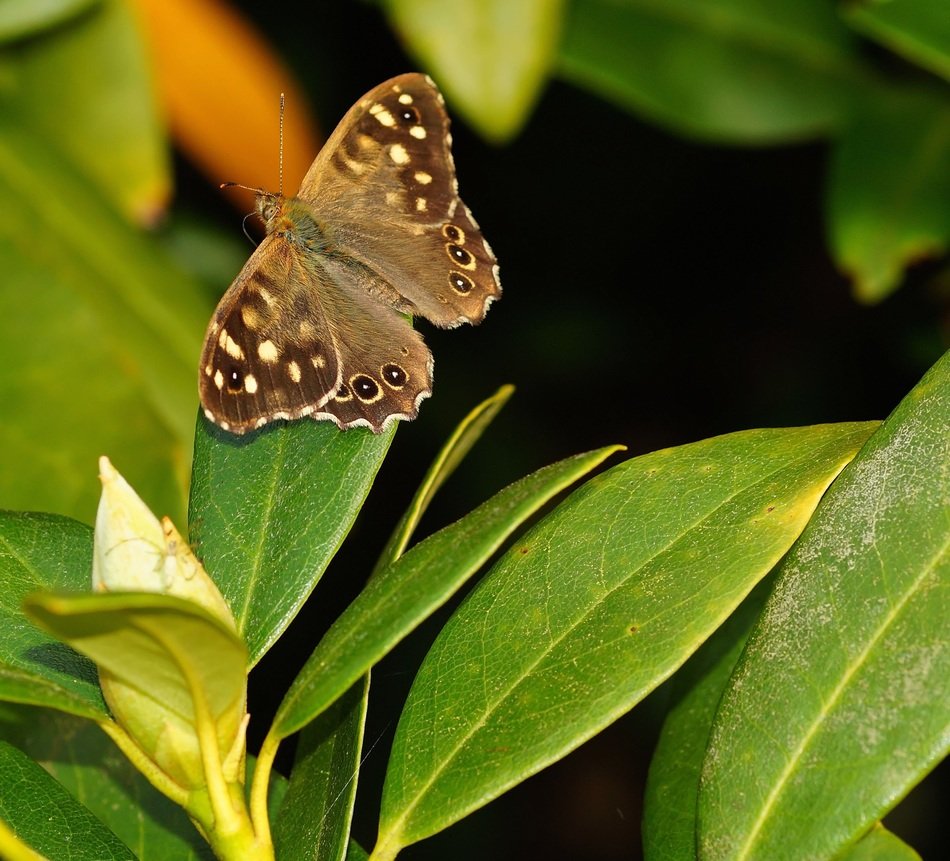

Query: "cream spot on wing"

xmin=410 ymin=125 xmax=426 ymax=140
xmin=258 ymin=287 xmax=276 ymax=307
xmin=224 ymin=334 xmax=244 ymax=360
xmin=241 ymin=306 xmax=260 ymax=330
xmin=414 ymin=171 xmax=432 ymax=185
xmin=390 ymin=143 xmax=410 ymax=165
xmin=214 ymin=370 xmax=224 ymax=390
xmin=416 ymin=197 xmax=427 ymax=212
xmin=344 ymin=157 xmax=365 ymax=175
xmin=372 ymin=106 xmax=395 ymax=127
xmin=288 ymin=360 xmax=301 ymax=383
xmin=311 ymin=355 xmax=327 ymax=369
xmin=258 ymin=340 xmax=279 ymax=363
xmin=244 ymin=373 xmax=258 ymax=394
xmin=218 ymin=328 xmax=228 ymax=349
xmin=204 ymin=364 xmax=213 ymax=376
xmin=398 ymin=93 xmax=413 ymax=105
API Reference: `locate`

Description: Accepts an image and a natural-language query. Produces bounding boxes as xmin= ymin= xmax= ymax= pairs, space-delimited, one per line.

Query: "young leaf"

xmin=697 ymin=354 xmax=950 ymax=857
xmin=559 ymin=0 xmax=870 ymax=143
xmin=274 ymin=678 xmax=368 ymax=861
xmin=23 ymin=592 xmax=247 ymax=793
xmin=374 ymin=422 xmax=876 ymax=855
xmin=272 ymin=446 xmax=622 ymax=738
xmin=0 ymin=512 xmax=104 ymax=719
xmin=0 ymin=739 xmax=136 ymax=860
xmin=827 ymin=88 xmax=950 ymax=303
xmin=383 ymin=0 xmax=565 ymax=142
xmin=188 ymin=417 xmax=394 ymax=667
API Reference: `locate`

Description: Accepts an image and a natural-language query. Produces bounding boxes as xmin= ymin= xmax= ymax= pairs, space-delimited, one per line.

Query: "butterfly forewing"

xmin=300 ymin=73 xmax=501 ymax=328
xmin=199 ymin=72 xmax=500 ymax=434
xmin=199 ymin=236 xmax=341 ymax=433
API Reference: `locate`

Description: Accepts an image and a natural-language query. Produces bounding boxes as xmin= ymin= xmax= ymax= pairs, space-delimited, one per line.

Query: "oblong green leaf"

xmin=274 ymin=446 xmax=621 ymax=738
xmin=827 ymin=88 xmax=950 ymax=303
xmin=384 ymin=0 xmax=565 ymax=142
xmin=0 ymin=111 xmax=209 ymax=524
xmin=188 ymin=418 xmax=394 ymax=668
xmin=698 ymin=351 xmax=950 ymax=859
xmin=842 ymin=824 xmax=921 ymax=861
xmin=0 ymin=739 xmax=135 ymax=860
xmin=374 ymin=384 xmax=514 ymax=572
xmin=559 ymin=0 xmax=869 ymax=143
xmin=0 ymin=0 xmax=98 ymax=43
xmin=0 ymin=704 xmax=207 ymax=861
xmin=10 ymin=0 xmax=171 ymax=224
xmin=845 ymin=0 xmax=950 ymax=84
xmin=274 ymin=678 xmax=368 ymax=861
xmin=375 ymin=422 xmax=876 ymax=853
xmin=0 ymin=512 xmax=104 ymax=719
xmin=642 ymin=576 xmax=774 ymax=861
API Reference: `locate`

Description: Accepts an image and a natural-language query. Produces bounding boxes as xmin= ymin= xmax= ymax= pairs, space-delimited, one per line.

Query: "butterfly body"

xmin=200 ymin=73 xmax=500 ymax=435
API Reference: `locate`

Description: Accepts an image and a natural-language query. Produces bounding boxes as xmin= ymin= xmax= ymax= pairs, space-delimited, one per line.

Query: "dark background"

xmin=194 ymin=3 xmax=949 ymax=858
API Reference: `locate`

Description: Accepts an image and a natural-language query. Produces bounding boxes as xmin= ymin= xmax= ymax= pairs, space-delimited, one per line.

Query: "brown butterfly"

xmin=199 ymin=73 xmax=501 ymax=434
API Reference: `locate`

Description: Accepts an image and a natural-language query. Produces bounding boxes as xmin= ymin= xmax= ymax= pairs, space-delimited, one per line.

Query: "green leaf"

xmin=0 ymin=512 xmax=105 ymax=719
xmin=346 ymin=842 xmax=370 ymax=861
xmin=273 ymin=446 xmax=622 ymax=738
xmin=0 ymin=704 xmax=209 ymax=861
xmin=383 ymin=0 xmax=565 ymax=142
xmin=845 ymin=0 xmax=950 ymax=84
xmin=698 ymin=352 xmax=950 ymax=859
xmin=842 ymin=824 xmax=922 ymax=861
xmin=7 ymin=0 xmax=171 ymax=224
xmin=827 ymin=87 xmax=950 ymax=303
xmin=375 ymin=422 xmax=876 ymax=853
xmin=0 ymin=111 xmax=209 ymax=525
xmin=0 ymin=738 xmax=135 ymax=860
xmin=0 ymin=0 xmax=98 ymax=43
xmin=274 ymin=678 xmax=367 ymax=861
xmin=374 ymin=384 xmax=514 ymax=573
xmin=188 ymin=417 xmax=394 ymax=667
xmin=559 ymin=0 xmax=870 ymax=143
xmin=642 ymin=576 xmax=774 ymax=861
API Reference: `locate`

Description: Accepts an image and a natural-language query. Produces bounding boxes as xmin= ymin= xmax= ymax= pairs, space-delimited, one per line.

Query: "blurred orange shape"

xmin=131 ymin=0 xmax=322 ymax=208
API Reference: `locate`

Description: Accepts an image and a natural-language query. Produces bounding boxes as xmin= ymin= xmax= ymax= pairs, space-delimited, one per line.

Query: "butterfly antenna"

xmin=279 ymin=92 xmax=285 ymax=196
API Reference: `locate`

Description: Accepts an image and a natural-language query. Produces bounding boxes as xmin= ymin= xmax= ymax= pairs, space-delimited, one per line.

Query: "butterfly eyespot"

xmin=382 ymin=363 xmax=409 ymax=388
xmin=442 ymin=224 xmax=464 ymax=243
xmin=226 ymin=367 xmax=244 ymax=392
xmin=335 ymin=383 xmax=353 ymax=402
xmin=449 ymin=271 xmax=474 ymax=294
xmin=446 ymin=244 xmax=474 ymax=268
xmin=398 ymin=106 xmax=421 ymax=124
xmin=400 ymin=346 xmax=411 ymax=356
xmin=351 ymin=374 xmax=381 ymax=403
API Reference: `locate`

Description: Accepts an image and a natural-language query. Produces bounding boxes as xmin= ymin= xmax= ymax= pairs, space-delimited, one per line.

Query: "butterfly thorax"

xmin=256 ymin=192 xmax=330 ymax=254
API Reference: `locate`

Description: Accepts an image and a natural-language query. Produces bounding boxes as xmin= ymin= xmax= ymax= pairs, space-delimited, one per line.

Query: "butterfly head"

xmin=256 ymin=191 xmax=286 ymax=232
